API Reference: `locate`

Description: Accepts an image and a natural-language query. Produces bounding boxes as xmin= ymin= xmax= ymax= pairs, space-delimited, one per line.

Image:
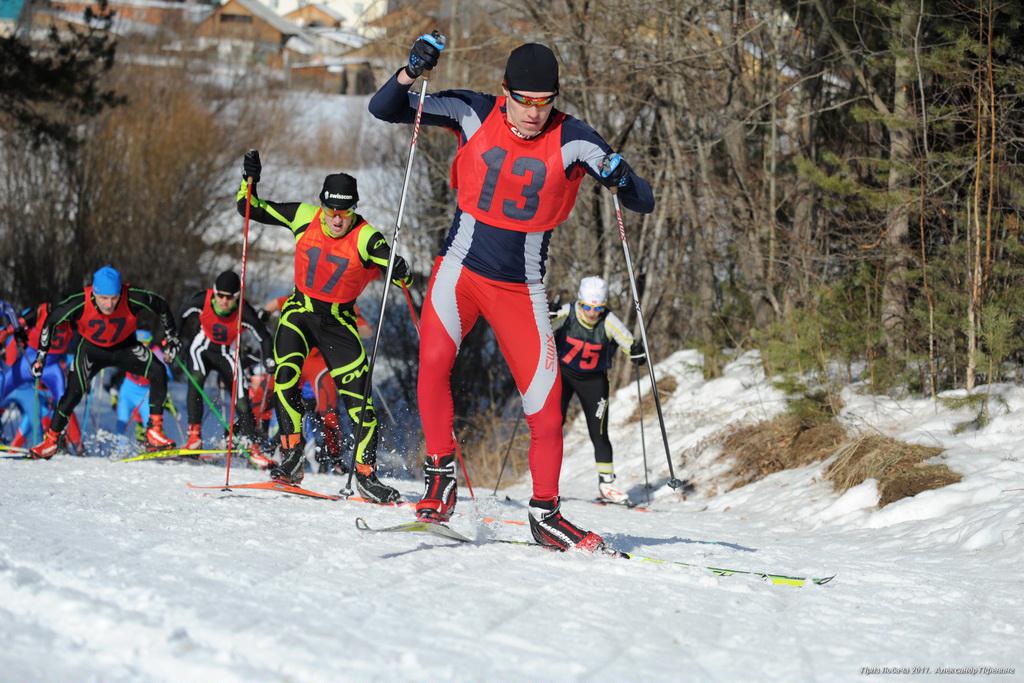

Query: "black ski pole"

xmin=491 ymin=414 xmax=522 ymax=496
xmin=635 ymin=363 xmax=651 ymax=504
xmin=341 ymin=34 xmax=444 ymax=496
xmin=610 ymin=190 xmax=691 ymax=492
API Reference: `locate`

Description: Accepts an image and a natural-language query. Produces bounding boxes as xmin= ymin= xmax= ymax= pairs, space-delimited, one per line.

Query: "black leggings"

xmin=272 ymin=295 xmax=377 ymax=465
xmin=560 ymin=368 xmax=612 ymax=465
xmin=183 ymin=343 xmax=257 ymax=439
xmin=54 ymin=339 xmax=167 ymax=433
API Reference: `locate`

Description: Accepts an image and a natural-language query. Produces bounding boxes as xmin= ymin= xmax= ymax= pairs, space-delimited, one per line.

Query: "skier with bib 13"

xmin=369 ymin=37 xmax=654 ymax=550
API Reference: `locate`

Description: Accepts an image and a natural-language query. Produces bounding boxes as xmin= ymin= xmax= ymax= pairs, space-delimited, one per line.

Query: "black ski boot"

xmin=270 ymin=440 xmax=305 ymax=485
xmin=528 ymin=497 xmax=605 ymax=552
xmin=355 ymin=462 xmax=401 ymax=503
xmin=415 ymin=453 xmax=457 ymax=522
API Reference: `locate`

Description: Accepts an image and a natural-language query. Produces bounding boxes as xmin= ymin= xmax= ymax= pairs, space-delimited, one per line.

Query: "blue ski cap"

xmin=136 ymin=329 xmax=153 ymax=345
xmin=92 ymin=265 xmax=122 ymax=296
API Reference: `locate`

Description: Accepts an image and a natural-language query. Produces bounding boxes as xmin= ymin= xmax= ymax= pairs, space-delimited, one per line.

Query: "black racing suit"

xmin=39 ymin=288 xmax=177 ymax=435
xmin=552 ymin=302 xmax=634 ymax=473
xmin=178 ymin=289 xmax=272 ymax=438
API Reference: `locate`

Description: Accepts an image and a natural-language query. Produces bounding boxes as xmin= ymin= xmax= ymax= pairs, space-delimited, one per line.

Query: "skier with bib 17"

xmin=29 ymin=266 xmax=180 ymax=458
xmin=235 ymin=154 xmax=413 ymax=503
xmin=369 ymin=37 xmax=655 ymax=550
xmin=552 ymin=276 xmax=647 ymax=505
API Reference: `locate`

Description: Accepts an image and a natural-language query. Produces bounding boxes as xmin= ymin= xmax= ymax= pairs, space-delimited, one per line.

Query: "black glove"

xmin=162 ymin=335 xmax=180 ymax=364
xmin=263 ymin=357 xmax=276 ymax=373
xmin=629 ymin=339 xmax=647 ymax=366
xmin=30 ymin=357 xmax=44 ymax=379
xmin=391 ymin=254 xmax=413 ymax=287
xmin=242 ymin=149 xmax=261 ymax=184
xmin=406 ymin=32 xmax=445 ymax=78
xmin=547 ymin=300 xmax=562 ymax=317
xmin=598 ymin=153 xmax=633 ymax=189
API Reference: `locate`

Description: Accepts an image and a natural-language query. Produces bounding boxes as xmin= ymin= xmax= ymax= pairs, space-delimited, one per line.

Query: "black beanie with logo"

xmin=319 ymin=173 xmax=358 ymax=209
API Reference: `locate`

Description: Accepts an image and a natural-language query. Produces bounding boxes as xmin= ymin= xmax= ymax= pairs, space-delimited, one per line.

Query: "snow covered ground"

xmin=2 ymin=351 xmax=1021 ymax=681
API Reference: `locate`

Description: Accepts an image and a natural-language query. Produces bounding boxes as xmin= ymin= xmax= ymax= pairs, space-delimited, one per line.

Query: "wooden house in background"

xmin=194 ymin=0 xmax=303 ymax=69
xmin=283 ymin=2 xmax=341 ymax=29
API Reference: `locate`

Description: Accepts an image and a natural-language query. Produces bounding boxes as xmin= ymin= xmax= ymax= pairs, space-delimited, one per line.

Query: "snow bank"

xmin=1 ymin=348 xmax=1020 ymax=680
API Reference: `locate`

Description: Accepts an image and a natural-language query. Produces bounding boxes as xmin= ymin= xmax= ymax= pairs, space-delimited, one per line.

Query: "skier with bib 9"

xmin=235 ymin=153 xmax=412 ymax=502
xmin=369 ymin=37 xmax=654 ymax=550
xmin=552 ymin=276 xmax=646 ymax=505
xmin=178 ymin=270 xmax=275 ymax=467
xmin=29 ymin=266 xmax=180 ymax=459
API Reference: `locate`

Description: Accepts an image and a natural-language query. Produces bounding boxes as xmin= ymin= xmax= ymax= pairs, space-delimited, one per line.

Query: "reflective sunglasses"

xmin=324 ymin=206 xmax=355 ymax=218
xmin=579 ymin=302 xmax=606 ymax=313
xmin=508 ymin=90 xmax=557 ymax=107
xmin=214 ymin=290 xmax=240 ymax=300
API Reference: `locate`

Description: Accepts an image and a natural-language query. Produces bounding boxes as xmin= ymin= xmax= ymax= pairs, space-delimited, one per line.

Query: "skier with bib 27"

xmin=236 ymin=152 xmax=412 ymax=502
xmin=29 ymin=266 xmax=180 ymax=459
xmin=369 ymin=38 xmax=654 ymax=550
xmin=552 ymin=276 xmax=646 ymax=505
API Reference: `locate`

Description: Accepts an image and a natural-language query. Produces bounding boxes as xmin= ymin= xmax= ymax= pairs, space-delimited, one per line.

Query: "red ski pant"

xmin=418 ymin=257 xmax=563 ymax=501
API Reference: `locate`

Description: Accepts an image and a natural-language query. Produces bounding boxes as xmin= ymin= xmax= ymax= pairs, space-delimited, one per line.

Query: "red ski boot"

xmin=183 ymin=423 xmax=202 ymax=451
xmin=29 ymin=428 xmax=61 ymax=460
xmin=144 ymin=415 xmax=176 ymax=451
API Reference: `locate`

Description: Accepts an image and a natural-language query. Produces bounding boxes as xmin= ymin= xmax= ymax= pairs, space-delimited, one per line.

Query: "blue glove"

xmin=598 ymin=153 xmax=632 ymax=189
xmin=406 ymin=32 xmax=445 ymax=78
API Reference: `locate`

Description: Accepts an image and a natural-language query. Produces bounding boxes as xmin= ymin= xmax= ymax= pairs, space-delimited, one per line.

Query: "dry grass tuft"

xmin=716 ymin=414 xmax=960 ymax=506
xmin=626 ymin=376 xmax=679 ymax=423
xmin=823 ymin=435 xmax=960 ymax=507
xmin=720 ymin=414 xmax=846 ymax=491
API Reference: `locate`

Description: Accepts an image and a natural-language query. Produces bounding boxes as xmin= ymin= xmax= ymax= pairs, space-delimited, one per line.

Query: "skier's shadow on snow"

xmin=380 ymin=542 xmax=463 ymax=559
xmin=602 ymin=533 xmax=757 ymax=553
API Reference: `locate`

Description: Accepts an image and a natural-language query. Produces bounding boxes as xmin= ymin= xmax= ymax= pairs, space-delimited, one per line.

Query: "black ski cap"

xmin=214 ymin=270 xmax=241 ymax=295
xmin=319 ymin=173 xmax=358 ymax=210
xmin=504 ymin=43 xmax=559 ymax=94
